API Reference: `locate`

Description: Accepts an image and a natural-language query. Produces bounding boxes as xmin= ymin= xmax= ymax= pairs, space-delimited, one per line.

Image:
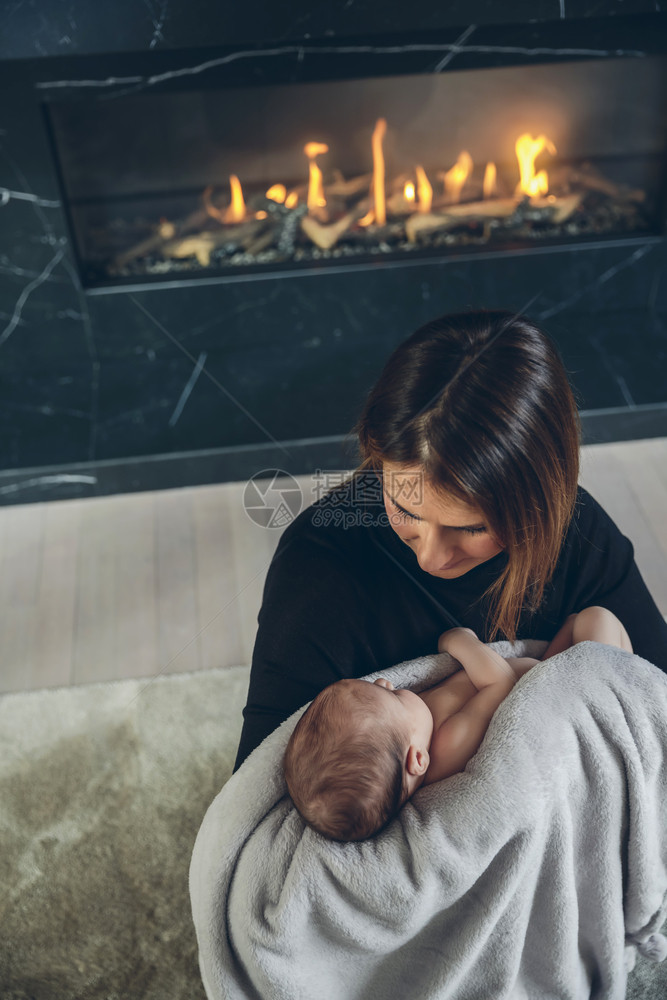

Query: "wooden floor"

xmin=0 ymin=437 xmax=666 ymax=695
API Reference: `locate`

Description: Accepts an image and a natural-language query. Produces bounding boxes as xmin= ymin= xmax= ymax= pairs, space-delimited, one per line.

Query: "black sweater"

xmin=234 ymin=480 xmax=667 ymax=770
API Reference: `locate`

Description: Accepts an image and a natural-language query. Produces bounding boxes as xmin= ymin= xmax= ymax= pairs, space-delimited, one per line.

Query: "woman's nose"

xmin=416 ymin=530 xmax=456 ymax=574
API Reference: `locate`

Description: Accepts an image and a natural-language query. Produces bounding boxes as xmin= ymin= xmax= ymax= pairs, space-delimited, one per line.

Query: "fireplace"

xmin=47 ymin=50 xmax=666 ymax=288
xmin=0 ymin=5 xmax=666 ymax=504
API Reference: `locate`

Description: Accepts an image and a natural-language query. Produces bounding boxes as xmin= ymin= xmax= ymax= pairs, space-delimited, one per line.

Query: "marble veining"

xmin=1 ymin=141 xmax=62 ymax=249
xmin=589 ymin=335 xmax=638 ymax=409
xmin=169 ymin=351 xmax=207 ymax=427
xmin=36 ymin=76 xmax=145 ymax=90
xmin=0 ymin=101 xmax=99 ymax=476
xmin=0 ymin=187 xmax=61 ymax=209
xmin=616 ymin=375 xmax=637 ymax=409
xmin=536 ymin=243 xmax=657 ymax=321
xmin=0 ymin=475 xmax=98 ymax=496
xmin=0 ymin=255 xmax=68 ymax=283
xmin=518 ymin=291 xmax=546 ymax=317
xmin=146 ymin=0 xmax=170 ymax=50
xmin=0 ymin=312 xmax=26 ymax=329
xmin=127 ymin=295 xmax=293 ymax=457
xmin=1 ymin=401 xmax=89 ymax=419
xmin=433 ymin=25 xmax=477 ymax=72
xmin=35 ymin=39 xmax=646 ymax=96
xmin=0 ymin=243 xmax=66 ymax=347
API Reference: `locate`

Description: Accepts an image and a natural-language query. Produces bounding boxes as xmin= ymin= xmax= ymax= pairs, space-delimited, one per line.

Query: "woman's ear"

xmin=406 ymin=744 xmax=430 ymax=777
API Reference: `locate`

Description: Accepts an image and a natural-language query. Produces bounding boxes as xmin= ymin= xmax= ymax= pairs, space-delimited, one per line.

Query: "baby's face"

xmin=372 ymin=678 xmax=434 ymax=747
xmin=339 ymin=677 xmax=434 ymax=749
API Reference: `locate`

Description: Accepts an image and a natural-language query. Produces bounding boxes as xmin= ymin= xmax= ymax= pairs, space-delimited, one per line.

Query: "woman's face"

xmin=382 ymin=462 xmax=504 ymax=579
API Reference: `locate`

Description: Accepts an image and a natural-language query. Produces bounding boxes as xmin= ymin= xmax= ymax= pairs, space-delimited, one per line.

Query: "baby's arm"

xmin=438 ymin=627 xmax=517 ymax=688
xmin=425 ymin=629 xmax=520 ymax=784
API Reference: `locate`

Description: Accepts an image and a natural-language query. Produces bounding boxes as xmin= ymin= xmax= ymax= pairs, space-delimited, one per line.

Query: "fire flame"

xmin=304 ymin=142 xmax=329 ymax=211
xmin=515 ymin=133 xmax=556 ymax=197
xmin=371 ymin=118 xmax=387 ymax=226
xmin=483 ymin=162 xmax=497 ymax=200
xmin=224 ymin=174 xmax=246 ymax=223
xmin=203 ymin=185 xmax=225 ymax=224
xmin=266 ymin=183 xmax=287 ymax=204
xmin=441 ymin=151 xmax=473 ymax=203
xmin=199 ymin=123 xmax=562 ymax=243
xmin=415 ymin=165 xmax=432 ymax=214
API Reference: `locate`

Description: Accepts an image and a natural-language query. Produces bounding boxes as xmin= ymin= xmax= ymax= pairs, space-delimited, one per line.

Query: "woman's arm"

xmin=233 ymin=498 xmax=443 ymax=769
xmin=233 ymin=533 xmax=370 ymax=770
xmin=560 ymin=489 xmax=667 ymax=671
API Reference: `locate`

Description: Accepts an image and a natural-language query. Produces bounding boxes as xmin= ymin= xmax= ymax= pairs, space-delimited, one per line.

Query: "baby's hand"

xmin=438 ymin=627 xmax=477 ymax=654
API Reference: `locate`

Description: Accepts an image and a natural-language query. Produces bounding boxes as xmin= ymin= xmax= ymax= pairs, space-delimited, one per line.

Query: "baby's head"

xmin=284 ymin=677 xmax=433 ymax=842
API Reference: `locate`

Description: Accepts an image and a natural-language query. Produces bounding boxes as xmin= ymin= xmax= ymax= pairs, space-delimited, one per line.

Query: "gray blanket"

xmin=190 ymin=641 xmax=667 ymax=999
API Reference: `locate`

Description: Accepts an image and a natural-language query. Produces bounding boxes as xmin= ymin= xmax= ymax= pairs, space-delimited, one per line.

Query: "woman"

xmin=234 ymin=310 xmax=667 ymax=770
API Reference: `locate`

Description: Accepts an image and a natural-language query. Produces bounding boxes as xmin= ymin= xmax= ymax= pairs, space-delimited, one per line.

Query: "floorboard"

xmin=0 ymin=438 xmax=664 ymax=694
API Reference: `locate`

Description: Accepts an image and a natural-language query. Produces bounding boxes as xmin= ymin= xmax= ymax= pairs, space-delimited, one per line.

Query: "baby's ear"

xmin=406 ymin=745 xmax=429 ymax=776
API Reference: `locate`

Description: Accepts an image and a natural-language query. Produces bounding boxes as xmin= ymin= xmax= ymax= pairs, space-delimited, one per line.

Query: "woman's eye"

xmin=394 ymin=503 xmax=418 ymax=520
xmin=461 ymin=526 xmax=487 ymax=536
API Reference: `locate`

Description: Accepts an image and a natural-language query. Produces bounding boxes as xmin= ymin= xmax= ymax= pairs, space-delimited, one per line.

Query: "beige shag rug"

xmin=0 ymin=666 xmax=663 ymax=1000
xmin=0 ymin=666 xmax=249 ymax=1000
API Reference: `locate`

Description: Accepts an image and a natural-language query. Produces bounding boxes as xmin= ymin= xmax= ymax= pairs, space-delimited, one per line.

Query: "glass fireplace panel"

xmin=46 ymin=55 xmax=667 ymax=287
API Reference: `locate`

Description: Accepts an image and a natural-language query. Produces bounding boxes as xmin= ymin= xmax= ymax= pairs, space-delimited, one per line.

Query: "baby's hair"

xmin=284 ymin=681 xmax=407 ymax=841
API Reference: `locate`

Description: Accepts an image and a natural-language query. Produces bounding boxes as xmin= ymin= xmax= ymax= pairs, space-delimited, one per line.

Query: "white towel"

xmin=190 ymin=640 xmax=667 ymax=999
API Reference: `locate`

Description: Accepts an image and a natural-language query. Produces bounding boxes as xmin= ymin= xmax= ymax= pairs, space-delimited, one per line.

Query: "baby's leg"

xmin=541 ymin=614 xmax=578 ymax=661
xmin=571 ymin=605 xmax=633 ymax=652
xmin=542 ymin=606 xmax=633 ymax=661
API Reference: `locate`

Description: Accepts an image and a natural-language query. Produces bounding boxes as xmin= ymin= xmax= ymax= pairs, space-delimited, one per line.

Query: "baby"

xmin=284 ymin=606 xmax=632 ymax=842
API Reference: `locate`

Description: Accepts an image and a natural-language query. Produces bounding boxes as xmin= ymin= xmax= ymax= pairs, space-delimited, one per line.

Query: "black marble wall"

xmin=0 ymin=2 xmax=666 ymax=504
xmin=1 ymin=1 xmax=663 ymax=62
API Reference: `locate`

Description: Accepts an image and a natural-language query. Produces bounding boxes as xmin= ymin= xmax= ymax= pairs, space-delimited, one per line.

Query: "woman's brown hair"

xmin=356 ymin=310 xmax=580 ymax=641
